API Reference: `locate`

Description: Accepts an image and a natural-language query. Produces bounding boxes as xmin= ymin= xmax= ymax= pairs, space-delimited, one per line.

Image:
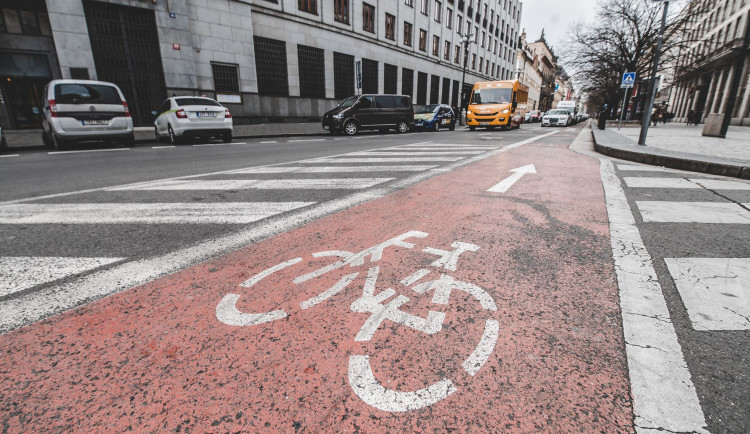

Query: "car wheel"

xmin=51 ymin=133 xmax=67 ymax=151
xmin=223 ymin=132 xmax=232 ymax=143
xmin=168 ymin=125 xmax=178 ymax=145
xmin=449 ymin=123 xmax=455 ymax=131
xmin=396 ymin=120 xmax=409 ymax=133
xmin=154 ymin=126 xmax=161 ymax=143
xmin=433 ymin=122 xmax=440 ymax=132
xmin=42 ymin=130 xmax=52 ymax=148
xmin=469 ymin=126 xmax=476 ymax=131
xmin=123 ymin=134 xmax=135 ymax=147
xmin=344 ymin=120 xmax=358 ymax=136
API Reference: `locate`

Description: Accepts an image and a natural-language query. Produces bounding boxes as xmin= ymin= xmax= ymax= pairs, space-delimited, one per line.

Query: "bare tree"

xmin=562 ymin=0 xmax=707 ymax=117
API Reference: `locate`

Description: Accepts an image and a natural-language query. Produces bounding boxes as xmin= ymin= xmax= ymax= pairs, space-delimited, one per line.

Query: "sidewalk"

xmin=592 ymin=123 xmax=750 ymax=179
xmin=2 ymin=122 xmax=326 ymax=150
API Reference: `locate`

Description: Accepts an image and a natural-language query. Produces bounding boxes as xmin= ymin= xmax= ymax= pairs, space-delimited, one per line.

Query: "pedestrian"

xmin=662 ymin=111 xmax=667 ymax=124
xmin=652 ymin=108 xmax=659 ymax=126
xmin=687 ymin=110 xmax=695 ymax=125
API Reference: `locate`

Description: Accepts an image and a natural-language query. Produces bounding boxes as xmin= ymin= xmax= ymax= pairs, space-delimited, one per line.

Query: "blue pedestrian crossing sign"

xmin=621 ymin=72 xmax=636 ymax=88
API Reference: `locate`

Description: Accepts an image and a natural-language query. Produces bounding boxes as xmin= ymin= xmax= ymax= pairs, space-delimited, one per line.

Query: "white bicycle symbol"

xmin=215 ymin=231 xmax=499 ymax=412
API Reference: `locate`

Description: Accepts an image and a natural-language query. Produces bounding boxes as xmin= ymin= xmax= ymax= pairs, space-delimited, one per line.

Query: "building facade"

xmin=526 ymin=34 xmax=556 ymax=112
xmin=515 ymin=30 xmax=542 ymax=110
xmin=0 ymin=0 xmax=523 ymax=129
xmin=669 ymin=0 xmax=750 ymax=125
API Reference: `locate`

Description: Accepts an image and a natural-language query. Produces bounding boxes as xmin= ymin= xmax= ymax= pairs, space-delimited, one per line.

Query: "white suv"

xmin=153 ymin=97 xmax=233 ymax=144
xmin=41 ymin=79 xmax=134 ymax=150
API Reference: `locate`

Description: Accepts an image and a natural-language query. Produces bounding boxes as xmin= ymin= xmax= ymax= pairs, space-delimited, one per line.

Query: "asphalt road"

xmin=0 ymin=123 xmax=747 ymax=432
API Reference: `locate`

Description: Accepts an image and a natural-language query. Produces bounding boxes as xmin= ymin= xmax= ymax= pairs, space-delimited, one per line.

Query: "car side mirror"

xmin=32 ymin=106 xmax=40 ymax=115
xmin=512 ymin=100 xmax=518 ymax=110
xmin=151 ymin=110 xmax=158 ymax=116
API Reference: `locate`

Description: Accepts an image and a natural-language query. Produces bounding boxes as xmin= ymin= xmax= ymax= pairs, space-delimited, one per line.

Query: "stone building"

xmin=0 ymin=0 xmax=523 ymax=129
xmin=515 ymin=30 xmax=542 ymax=110
xmin=526 ymin=32 xmax=556 ymax=112
xmin=669 ymin=0 xmax=750 ymax=125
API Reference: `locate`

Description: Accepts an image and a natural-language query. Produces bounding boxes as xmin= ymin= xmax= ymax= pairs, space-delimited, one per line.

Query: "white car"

xmin=154 ymin=97 xmax=233 ymax=144
xmin=41 ymin=79 xmax=134 ymax=150
xmin=541 ymin=109 xmax=573 ymax=127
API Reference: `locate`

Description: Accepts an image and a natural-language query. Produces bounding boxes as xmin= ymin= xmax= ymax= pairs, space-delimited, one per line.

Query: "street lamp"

xmin=459 ymin=34 xmax=475 ymax=126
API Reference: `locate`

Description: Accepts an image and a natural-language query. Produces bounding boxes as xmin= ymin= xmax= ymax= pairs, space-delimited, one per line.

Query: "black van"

xmin=322 ymin=95 xmax=414 ymax=135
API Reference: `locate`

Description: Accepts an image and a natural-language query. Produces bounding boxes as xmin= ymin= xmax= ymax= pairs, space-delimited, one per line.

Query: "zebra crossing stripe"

xmin=665 ymin=258 xmax=750 ymax=331
xmin=349 ymin=151 xmax=485 ymax=156
xmin=691 ymin=179 xmax=750 ymax=190
xmin=0 ymin=256 xmax=125 ymax=298
xmin=637 ymin=201 xmax=750 ymax=224
xmin=230 ymin=166 xmax=438 ymax=174
xmin=0 ymin=202 xmax=315 ymax=224
xmin=625 ymin=177 xmax=750 ymax=190
xmin=109 ymin=178 xmax=393 ymax=191
xmin=385 ymin=147 xmax=498 ymax=151
xmin=617 ymin=164 xmax=679 ymax=172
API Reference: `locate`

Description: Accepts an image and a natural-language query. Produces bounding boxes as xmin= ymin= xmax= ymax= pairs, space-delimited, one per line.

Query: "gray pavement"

xmin=592 ymin=123 xmax=750 ymax=179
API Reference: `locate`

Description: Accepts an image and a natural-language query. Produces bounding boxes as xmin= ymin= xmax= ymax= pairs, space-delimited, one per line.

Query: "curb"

xmin=591 ymin=128 xmax=750 ymax=180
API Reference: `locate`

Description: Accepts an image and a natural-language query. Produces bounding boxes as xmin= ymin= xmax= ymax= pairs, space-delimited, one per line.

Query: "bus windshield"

xmin=470 ymin=88 xmax=512 ymax=105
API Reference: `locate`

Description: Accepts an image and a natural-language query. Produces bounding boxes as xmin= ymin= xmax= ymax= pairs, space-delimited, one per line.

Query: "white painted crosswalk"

xmin=109 ymin=178 xmax=394 ymax=191
xmin=624 ymin=177 xmax=750 ymax=190
xmin=309 ymin=157 xmax=465 ymax=163
xmin=637 ymin=201 xmax=750 ymax=224
xmin=0 ymin=256 xmax=125 ymax=297
xmin=230 ymin=165 xmax=438 ymax=174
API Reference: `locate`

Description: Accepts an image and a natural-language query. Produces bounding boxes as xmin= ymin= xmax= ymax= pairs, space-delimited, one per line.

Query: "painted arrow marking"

xmin=487 ymin=164 xmax=537 ymax=193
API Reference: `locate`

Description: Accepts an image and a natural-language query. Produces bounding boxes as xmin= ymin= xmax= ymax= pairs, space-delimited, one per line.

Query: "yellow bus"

xmin=466 ymin=80 xmax=529 ymax=131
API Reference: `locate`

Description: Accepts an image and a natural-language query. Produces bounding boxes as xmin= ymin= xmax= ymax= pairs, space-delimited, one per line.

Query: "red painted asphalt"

xmin=0 ymin=129 xmax=634 ymax=431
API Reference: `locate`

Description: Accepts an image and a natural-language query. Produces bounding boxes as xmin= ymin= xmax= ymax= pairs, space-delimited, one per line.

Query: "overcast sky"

xmin=520 ymin=0 xmax=598 ymax=50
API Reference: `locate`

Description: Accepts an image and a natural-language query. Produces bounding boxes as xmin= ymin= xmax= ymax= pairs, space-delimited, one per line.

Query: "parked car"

xmin=322 ymin=95 xmax=413 ymax=135
xmin=154 ymin=96 xmax=232 ymax=144
xmin=41 ymin=79 xmax=134 ymax=150
xmin=0 ymin=126 xmax=7 ymax=152
xmin=524 ymin=112 xmax=532 ymax=123
xmin=529 ymin=110 xmax=542 ymax=122
xmin=414 ymin=104 xmax=456 ymax=131
xmin=541 ymin=109 xmax=574 ymax=127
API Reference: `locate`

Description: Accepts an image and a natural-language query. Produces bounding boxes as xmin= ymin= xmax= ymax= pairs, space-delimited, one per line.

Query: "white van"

xmin=556 ymin=101 xmax=578 ymax=124
xmin=41 ymin=79 xmax=134 ymax=150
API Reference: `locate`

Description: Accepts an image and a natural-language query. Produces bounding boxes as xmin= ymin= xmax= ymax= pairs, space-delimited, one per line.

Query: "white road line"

xmin=193 ymin=142 xmax=247 ymax=147
xmin=399 ymin=143 xmax=491 ymax=148
xmin=0 ymin=256 xmax=125 ymax=298
xmin=600 ymin=159 xmax=708 ymax=433
xmin=617 ymin=164 xmax=679 ymax=172
xmin=49 ymin=148 xmax=130 ymax=155
xmin=665 ymin=258 xmax=750 ymax=331
xmin=0 ymin=130 xmax=559 ymax=333
xmin=109 ymin=178 xmax=393 ymax=190
xmin=230 ymin=165 xmax=437 ymax=174
xmin=0 ymin=202 xmax=315 ymax=224
xmin=692 ymin=179 xmax=750 ymax=190
xmin=311 ymin=157 xmax=465 ymax=163
xmin=259 ymin=141 xmax=277 ymax=144
xmin=152 ymin=145 xmax=175 ymax=149
xmin=349 ymin=151 xmax=485 ymax=156
xmin=0 ymin=154 xmax=20 ymax=158
xmin=288 ymin=138 xmax=326 ymax=142
xmin=384 ymin=147 xmax=498 ymax=151
xmin=624 ymin=177 xmax=700 ymax=189
xmin=637 ymin=201 xmax=750 ymax=224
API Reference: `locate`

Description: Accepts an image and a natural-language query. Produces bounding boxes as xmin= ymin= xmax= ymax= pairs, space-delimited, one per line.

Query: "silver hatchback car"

xmin=41 ymin=79 xmax=134 ymax=150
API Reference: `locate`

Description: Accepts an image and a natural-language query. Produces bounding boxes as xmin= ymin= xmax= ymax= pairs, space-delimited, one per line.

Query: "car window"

xmin=337 ymin=96 xmax=358 ymax=108
xmin=175 ymin=98 xmax=222 ymax=107
xmin=159 ymin=100 xmax=171 ymax=114
xmin=416 ymin=104 xmax=439 ymax=114
xmin=395 ymin=96 xmax=411 ymax=109
xmin=55 ymin=84 xmax=121 ymax=105
xmin=375 ymin=96 xmax=395 ymax=109
xmin=359 ymin=96 xmax=374 ymax=109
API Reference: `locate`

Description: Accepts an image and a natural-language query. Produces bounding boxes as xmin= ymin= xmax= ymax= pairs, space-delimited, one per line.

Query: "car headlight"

xmin=332 ymin=113 xmax=344 ymax=119
xmin=467 ymin=110 xmax=472 ymax=115
xmin=501 ymin=109 xmax=510 ymax=114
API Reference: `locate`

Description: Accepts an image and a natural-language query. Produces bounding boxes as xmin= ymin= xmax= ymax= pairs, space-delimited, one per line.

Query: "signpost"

xmin=355 ymin=61 xmax=362 ymax=95
xmin=618 ymin=72 xmax=636 ymax=130
xmin=638 ymin=0 xmax=670 ymax=145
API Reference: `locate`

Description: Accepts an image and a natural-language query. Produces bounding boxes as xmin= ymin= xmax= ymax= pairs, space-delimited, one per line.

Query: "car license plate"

xmin=323 ymin=125 xmax=329 ymax=130
xmin=479 ymin=122 xmax=489 ymax=126
xmin=82 ymin=120 xmax=108 ymax=126
xmin=197 ymin=112 xmax=217 ymax=118
xmin=415 ymin=122 xmax=423 ymax=127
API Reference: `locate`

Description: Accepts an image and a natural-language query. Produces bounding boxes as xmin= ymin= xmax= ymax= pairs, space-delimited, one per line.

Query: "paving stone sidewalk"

xmin=592 ymin=123 xmax=750 ymax=179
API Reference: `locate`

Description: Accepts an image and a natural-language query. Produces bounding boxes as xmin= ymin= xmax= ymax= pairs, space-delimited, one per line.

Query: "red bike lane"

xmin=0 ymin=130 xmax=634 ymax=432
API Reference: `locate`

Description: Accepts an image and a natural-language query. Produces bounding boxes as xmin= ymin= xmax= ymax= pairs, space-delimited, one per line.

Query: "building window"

xmin=334 ymin=0 xmax=349 ymax=24
xmin=402 ymin=67 xmax=414 ymax=97
xmin=403 ymin=22 xmax=413 ymax=46
xmin=362 ymin=58 xmax=378 ymax=94
xmin=434 ymin=1 xmax=442 ymax=22
xmin=432 ymin=35 xmax=440 ymax=56
xmin=0 ymin=8 xmax=48 ymax=35
xmin=481 ymin=31 xmax=486 ymax=47
xmin=253 ymin=36 xmax=289 ymax=96
xmin=363 ymin=3 xmax=375 ymax=33
xmin=405 ymin=0 xmax=413 ymax=6
xmin=298 ymin=0 xmax=317 ymax=14
xmin=417 ymin=71 xmax=428 ymax=104
xmin=457 ymin=15 xmax=462 ymax=34
xmin=471 ymin=53 xmax=476 ymax=69
xmin=385 ymin=13 xmax=395 ymax=40
xmin=444 ymin=40 xmax=450 ymax=60
xmin=298 ymin=45 xmax=325 ymax=98
xmin=384 ymin=63 xmax=398 ymax=94
xmin=446 ymin=8 xmax=452 ymax=29
xmin=333 ymin=51 xmax=354 ymax=99
xmin=420 ymin=0 xmax=428 ymax=15
xmin=211 ymin=62 xmax=240 ymax=93
xmin=454 ymin=45 xmax=460 ymax=63
xmin=479 ymin=56 xmax=483 ymax=72
xmin=419 ymin=29 xmax=427 ymax=51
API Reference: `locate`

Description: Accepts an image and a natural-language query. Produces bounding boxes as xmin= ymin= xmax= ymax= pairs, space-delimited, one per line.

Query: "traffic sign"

xmin=621 ymin=72 xmax=636 ymax=88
